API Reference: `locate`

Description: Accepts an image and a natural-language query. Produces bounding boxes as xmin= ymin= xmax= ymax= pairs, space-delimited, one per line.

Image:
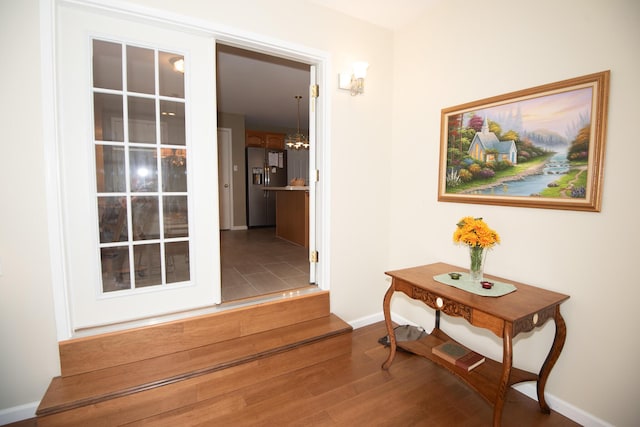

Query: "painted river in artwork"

xmin=472 ymin=152 xmax=570 ymax=197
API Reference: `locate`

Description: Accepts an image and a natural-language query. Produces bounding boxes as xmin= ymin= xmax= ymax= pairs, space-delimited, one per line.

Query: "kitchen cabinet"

xmin=246 ymin=131 xmax=264 ymax=148
xmin=266 ymin=133 xmax=285 ymax=149
xmin=245 ymin=130 xmax=285 ymax=150
xmin=268 ymin=187 xmax=309 ymax=247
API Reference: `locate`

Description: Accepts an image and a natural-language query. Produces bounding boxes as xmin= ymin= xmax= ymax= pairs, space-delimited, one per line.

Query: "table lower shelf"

xmin=396 ymin=328 xmax=538 ymax=406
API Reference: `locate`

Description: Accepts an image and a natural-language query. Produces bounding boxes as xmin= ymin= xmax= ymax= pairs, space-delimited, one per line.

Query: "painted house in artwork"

xmin=468 ymin=118 xmax=518 ymax=164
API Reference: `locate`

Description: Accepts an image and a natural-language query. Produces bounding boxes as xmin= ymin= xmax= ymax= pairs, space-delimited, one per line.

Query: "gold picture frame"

xmin=438 ymin=71 xmax=609 ymax=212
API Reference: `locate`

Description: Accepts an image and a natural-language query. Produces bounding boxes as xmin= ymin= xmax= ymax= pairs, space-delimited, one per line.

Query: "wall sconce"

xmin=339 ymin=61 xmax=369 ymax=96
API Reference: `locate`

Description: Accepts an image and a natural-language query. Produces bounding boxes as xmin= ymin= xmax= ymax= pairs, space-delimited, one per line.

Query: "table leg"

xmin=381 ymin=283 xmax=396 ymax=370
xmin=493 ymin=322 xmax=513 ymax=427
xmin=537 ymin=305 xmax=567 ymax=413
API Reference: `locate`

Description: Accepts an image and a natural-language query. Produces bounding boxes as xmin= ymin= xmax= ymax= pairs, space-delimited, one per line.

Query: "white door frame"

xmin=41 ymin=0 xmax=331 ymax=341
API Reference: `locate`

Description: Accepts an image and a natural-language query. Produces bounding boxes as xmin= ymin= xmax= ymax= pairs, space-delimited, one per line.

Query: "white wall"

xmin=0 ymin=0 xmax=61 ymax=415
xmin=389 ymin=0 xmax=640 ymax=426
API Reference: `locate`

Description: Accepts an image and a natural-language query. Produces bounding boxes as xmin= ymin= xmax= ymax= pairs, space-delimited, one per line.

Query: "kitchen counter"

xmin=264 ymin=186 xmax=309 ymax=191
xmin=273 ymin=189 xmax=309 ymax=247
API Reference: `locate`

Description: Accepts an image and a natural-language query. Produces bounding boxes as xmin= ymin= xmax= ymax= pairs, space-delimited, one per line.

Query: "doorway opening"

xmin=216 ymin=44 xmax=316 ymax=302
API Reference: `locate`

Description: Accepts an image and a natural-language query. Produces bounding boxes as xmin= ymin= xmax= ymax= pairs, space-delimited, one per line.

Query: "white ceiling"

xmin=216 ymin=45 xmax=311 ymax=132
xmin=216 ymin=2 xmax=437 ymax=132
xmin=309 ymin=0 xmax=438 ymax=30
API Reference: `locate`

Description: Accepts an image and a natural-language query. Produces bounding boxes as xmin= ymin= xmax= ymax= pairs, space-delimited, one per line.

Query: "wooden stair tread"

xmin=37 ymin=313 xmax=351 ymax=416
xmin=58 ymin=291 xmax=331 ymax=377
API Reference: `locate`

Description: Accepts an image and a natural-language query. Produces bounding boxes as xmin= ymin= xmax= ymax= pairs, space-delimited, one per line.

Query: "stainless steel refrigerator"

xmin=246 ymin=147 xmax=287 ymax=227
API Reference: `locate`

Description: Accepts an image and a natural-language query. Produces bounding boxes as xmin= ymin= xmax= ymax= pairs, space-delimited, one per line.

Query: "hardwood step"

xmin=58 ymin=291 xmax=331 ymax=377
xmin=37 ymin=312 xmax=351 ymax=421
xmin=37 ymin=327 xmax=352 ymax=427
xmin=36 ymin=291 xmax=352 ymax=425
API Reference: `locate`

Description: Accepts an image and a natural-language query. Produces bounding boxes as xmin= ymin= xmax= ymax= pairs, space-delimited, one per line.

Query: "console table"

xmin=382 ymin=262 xmax=569 ymax=427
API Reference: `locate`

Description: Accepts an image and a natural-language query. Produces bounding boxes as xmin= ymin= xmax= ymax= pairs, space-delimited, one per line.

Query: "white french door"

xmin=56 ymin=3 xmax=220 ymax=331
xmin=308 ymin=66 xmax=318 ymax=284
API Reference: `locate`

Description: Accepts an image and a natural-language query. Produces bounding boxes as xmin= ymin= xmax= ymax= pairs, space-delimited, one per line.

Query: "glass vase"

xmin=469 ymin=246 xmax=486 ymax=283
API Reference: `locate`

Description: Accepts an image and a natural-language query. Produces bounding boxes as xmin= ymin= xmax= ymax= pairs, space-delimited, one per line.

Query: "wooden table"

xmin=382 ymin=263 xmax=569 ymax=426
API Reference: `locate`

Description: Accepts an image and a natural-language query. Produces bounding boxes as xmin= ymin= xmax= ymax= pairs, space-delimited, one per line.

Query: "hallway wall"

xmin=389 ymin=0 xmax=640 ymax=425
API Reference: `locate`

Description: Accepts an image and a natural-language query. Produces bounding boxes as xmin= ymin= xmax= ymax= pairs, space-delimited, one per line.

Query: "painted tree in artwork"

xmin=488 ymin=120 xmax=502 ymax=139
xmin=568 ymin=125 xmax=590 ymax=161
xmin=447 ymin=113 xmax=463 ymax=164
xmin=468 ymin=114 xmax=484 ymax=132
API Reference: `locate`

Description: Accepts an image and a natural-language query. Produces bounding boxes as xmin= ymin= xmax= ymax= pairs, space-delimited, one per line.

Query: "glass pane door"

xmin=56 ymin=3 xmax=220 ymax=331
xmin=93 ymin=40 xmax=190 ymax=293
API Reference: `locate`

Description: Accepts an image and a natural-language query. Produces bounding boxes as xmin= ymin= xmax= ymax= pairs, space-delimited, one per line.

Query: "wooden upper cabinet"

xmin=246 ymin=130 xmax=285 ymax=150
xmin=246 ymin=130 xmax=265 ymax=148
xmin=265 ymin=133 xmax=285 ymax=150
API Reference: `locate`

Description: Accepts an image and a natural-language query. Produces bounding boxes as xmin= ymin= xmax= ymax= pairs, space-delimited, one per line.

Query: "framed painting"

xmin=437 ymin=71 xmax=609 ymax=212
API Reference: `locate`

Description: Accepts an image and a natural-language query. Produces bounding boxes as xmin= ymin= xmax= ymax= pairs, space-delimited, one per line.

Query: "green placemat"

xmin=433 ymin=272 xmax=517 ymax=297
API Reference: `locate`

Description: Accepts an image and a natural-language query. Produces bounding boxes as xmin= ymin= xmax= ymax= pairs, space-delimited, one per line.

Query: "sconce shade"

xmin=338 ymin=61 xmax=369 ymax=96
xmin=352 ymin=61 xmax=369 ymax=79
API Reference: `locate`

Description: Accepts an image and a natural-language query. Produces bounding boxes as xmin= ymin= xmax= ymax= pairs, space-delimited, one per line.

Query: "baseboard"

xmin=347 ymin=312 xmax=383 ymax=329
xmin=512 ymin=383 xmax=613 ymax=427
xmin=230 ymin=225 xmax=248 ymax=231
xmin=0 ymin=401 xmax=38 ymax=425
xmin=348 ymin=312 xmax=417 ymax=330
xmin=353 ymin=310 xmax=610 ymax=427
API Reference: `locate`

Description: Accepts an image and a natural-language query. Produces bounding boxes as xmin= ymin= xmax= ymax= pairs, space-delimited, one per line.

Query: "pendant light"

xmin=285 ymin=95 xmax=309 ymax=150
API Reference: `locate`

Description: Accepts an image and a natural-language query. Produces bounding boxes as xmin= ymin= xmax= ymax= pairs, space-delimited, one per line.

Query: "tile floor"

xmin=220 ymin=227 xmax=313 ymax=302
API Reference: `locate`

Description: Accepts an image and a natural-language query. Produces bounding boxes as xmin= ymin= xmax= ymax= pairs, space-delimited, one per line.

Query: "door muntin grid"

xmin=93 ymin=39 xmax=190 ymax=293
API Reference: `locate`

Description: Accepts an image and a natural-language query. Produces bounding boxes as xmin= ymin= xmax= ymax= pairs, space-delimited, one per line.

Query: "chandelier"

xmin=285 ymin=95 xmax=309 ymax=150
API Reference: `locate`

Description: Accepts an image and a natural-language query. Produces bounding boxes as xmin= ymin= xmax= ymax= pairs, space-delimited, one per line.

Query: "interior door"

xmin=217 ymin=128 xmax=233 ymax=230
xmin=56 ymin=3 xmax=220 ymax=331
xmin=308 ymin=66 xmax=318 ymax=284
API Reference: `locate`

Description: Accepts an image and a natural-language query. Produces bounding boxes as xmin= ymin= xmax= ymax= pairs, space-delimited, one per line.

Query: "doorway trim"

xmin=41 ymin=0 xmax=331 ymax=340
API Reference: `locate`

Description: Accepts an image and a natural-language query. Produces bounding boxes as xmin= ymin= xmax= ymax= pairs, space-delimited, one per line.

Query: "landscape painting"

xmin=438 ymin=71 xmax=609 ymax=212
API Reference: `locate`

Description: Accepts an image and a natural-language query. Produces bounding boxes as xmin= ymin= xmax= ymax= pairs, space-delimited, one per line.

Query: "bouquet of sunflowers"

xmin=453 ymin=217 xmax=500 ymax=280
xmin=453 ymin=217 xmax=500 ymax=249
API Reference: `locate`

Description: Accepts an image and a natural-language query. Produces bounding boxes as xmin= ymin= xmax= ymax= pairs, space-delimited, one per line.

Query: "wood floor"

xmin=14 ymin=321 xmax=580 ymax=426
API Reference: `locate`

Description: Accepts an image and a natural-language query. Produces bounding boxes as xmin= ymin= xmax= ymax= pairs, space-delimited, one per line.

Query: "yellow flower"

xmin=453 ymin=216 xmax=500 ymax=249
